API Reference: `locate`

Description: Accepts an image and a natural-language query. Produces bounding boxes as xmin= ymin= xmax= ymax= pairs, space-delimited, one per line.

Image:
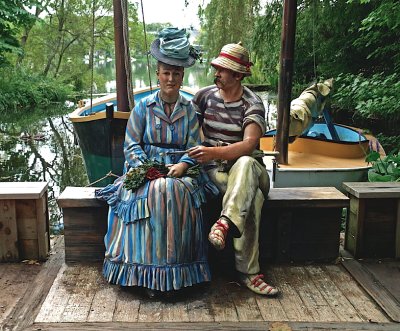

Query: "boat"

xmin=260 ymin=122 xmax=380 ymax=192
xmin=258 ymin=78 xmax=382 ymax=192
xmin=69 ymin=86 xmax=196 ymax=186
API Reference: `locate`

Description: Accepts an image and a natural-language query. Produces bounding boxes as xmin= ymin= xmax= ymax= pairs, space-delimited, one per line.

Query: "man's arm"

xmin=188 ymin=122 xmax=262 ymax=163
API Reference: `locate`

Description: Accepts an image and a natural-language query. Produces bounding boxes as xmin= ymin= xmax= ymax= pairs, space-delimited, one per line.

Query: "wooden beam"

xmin=276 ymin=0 xmax=297 ymax=165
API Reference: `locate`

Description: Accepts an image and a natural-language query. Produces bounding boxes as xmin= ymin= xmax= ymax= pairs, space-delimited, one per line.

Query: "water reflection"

xmin=0 ymin=116 xmax=88 ymax=234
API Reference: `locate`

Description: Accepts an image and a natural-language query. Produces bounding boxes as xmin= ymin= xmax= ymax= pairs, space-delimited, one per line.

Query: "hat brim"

xmin=150 ymin=39 xmax=195 ymax=68
xmin=211 ymin=57 xmax=251 ymax=76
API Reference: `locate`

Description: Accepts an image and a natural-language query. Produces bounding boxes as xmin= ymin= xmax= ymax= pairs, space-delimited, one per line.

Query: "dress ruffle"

xmin=96 ymin=175 xmax=214 ymax=224
xmin=103 ymin=258 xmax=211 ymax=291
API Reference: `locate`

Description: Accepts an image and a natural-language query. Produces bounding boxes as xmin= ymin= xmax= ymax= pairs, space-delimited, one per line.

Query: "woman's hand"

xmin=166 ymin=162 xmax=189 ymax=177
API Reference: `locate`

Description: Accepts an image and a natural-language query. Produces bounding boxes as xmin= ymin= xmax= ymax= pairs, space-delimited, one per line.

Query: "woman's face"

xmin=157 ymin=63 xmax=184 ymax=96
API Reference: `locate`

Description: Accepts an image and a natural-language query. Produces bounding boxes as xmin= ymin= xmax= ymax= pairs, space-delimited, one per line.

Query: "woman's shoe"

xmin=239 ymin=273 xmax=279 ymax=296
xmin=208 ymin=218 xmax=229 ymax=250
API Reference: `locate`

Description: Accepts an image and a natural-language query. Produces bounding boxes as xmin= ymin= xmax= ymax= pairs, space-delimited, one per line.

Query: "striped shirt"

xmin=192 ymin=85 xmax=266 ymax=147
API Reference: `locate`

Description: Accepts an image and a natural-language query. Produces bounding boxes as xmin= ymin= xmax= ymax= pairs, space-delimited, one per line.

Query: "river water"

xmin=0 ymin=60 xmax=276 ymax=234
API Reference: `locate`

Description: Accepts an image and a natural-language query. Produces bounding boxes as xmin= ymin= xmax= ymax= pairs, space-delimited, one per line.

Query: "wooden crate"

xmin=57 ymin=186 xmax=108 ymax=263
xmin=343 ymin=182 xmax=400 ymax=258
xmin=260 ymin=187 xmax=349 ymax=263
xmin=0 ymin=182 xmax=50 ymax=262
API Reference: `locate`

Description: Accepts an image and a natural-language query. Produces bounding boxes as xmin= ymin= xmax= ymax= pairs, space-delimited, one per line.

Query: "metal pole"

xmin=276 ymin=0 xmax=297 ymax=165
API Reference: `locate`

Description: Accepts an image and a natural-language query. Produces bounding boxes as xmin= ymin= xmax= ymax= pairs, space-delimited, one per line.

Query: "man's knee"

xmin=234 ymin=155 xmax=258 ymax=169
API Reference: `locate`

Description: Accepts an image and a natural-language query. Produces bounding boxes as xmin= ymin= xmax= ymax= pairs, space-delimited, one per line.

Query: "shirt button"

xmin=169 ymin=125 xmax=175 ymax=131
xmin=155 ymin=124 xmax=162 ymax=129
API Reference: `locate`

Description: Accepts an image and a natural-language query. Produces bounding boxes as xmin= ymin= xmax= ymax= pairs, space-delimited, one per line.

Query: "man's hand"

xmin=166 ymin=162 xmax=189 ymax=177
xmin=188 ymin=146 xmax=215 ymax=163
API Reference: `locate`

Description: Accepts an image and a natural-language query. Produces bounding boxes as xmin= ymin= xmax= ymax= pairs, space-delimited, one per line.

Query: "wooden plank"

xmin=25 ymin=321 xmax=400 ymax=331
xmin=3 ymin=236 xmax=64 ymax=330
xmin=324 ymin=264 xmax=390 ymax=323
xmin=87 ymin=282 xmax=118 ymax=322
xmin=272 ymin=266 xmax=314 ymax=321
xmin=34 ymin=264 xmax=72 ymax=323
xmin=63 ymin=206 xmax=108 ymax=263
xmin=255 ymin=267 xmax=287 ymax=321
xmin=36 ymin=195 xmax=49 ymax=260
xmin=266 ymin=187 xmax=349 ymax=208
xmin=343 ymin=182 xmax=400 ymax=199
xmin=57 ymin=187 xmax=106 ymax=208
xmin=0 ymin=182 xmax=48 ymax=199
xmin=60 ymin=265 xmax=100 ymax=322
xmin=360 ymin=260 xmax=400 ymax=306
xmin=207 ymin=276 xmax=239 ymax=322
xmin=228 ymin=281 xmax=263 ymax=321
xmin=137 ymin=298 xmax=163 ymax=322
xmin=19 ymin=240 xmax=40 ymax=260
xmin=16 ymin=215 xmax=38 ymax=239
xmin=287 ymin=266 xmax=338 ymax=322
xmin=160 ymin=300 xmax=190 ymax=322
xmin=113 ymin=288 xmax=140 ymax=322
xmin=341 ymin=249 xmax=400 ymax=322
xmin=355 ymin=199 xmax=366 ymax=258
xmin=0 ymin=199 xmax=19 ymax=261
xmin=187 ymin=292 xmax=215 ymax=322
xmin=306 ymin=265 xmax=363 ymax=322
xmin=396 ymin=199 xmax=400 ymax=258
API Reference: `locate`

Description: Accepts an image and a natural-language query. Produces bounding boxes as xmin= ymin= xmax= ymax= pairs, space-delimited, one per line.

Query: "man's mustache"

xmin=214 ymin=77 xmax=221 ymax=84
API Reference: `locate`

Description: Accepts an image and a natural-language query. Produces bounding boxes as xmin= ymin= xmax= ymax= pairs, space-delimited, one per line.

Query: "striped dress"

xmin=97 ymin=91 xmax=217 ymax=292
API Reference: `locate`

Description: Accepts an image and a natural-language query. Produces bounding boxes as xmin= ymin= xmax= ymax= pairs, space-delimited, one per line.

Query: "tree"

xmin=198 ymin=0 xmax=261 ymax=64
xmin=0 ymin=0 xmax=37 ymax=66
xmin=353 ymin=0 xmax=400 ymax=74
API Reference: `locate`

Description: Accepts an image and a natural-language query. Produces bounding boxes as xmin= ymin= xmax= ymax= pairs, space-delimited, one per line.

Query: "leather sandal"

xmin=239 ymin=273 xmax=279 ymax=296
xmin=208 ymin=218 xmax=229 ymax=250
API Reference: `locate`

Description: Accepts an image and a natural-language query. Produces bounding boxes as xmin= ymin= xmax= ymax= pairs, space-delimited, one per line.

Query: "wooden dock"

xmin=1 ymin=236 xmax=399 ymax=331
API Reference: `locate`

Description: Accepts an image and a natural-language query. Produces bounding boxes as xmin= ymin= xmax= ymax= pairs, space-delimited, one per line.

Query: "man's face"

xmin=213 ymin=66 xmax=238 ymax=90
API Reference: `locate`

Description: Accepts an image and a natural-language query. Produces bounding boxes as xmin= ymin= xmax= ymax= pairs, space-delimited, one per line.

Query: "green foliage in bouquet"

xmin=365 ymin=150 xmax=400 ymax=182
xmin=123 ymin=160 xmax=201 ymax=191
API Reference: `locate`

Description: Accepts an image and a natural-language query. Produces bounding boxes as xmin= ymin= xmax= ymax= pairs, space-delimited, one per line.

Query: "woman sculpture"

xmin=96 ymin=28 xmax=217 ymax=296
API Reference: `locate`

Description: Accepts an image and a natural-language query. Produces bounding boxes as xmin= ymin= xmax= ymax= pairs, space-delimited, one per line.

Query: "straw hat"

xmin=211 ymin=42 xmax=253 ymax=76
xmin=150 ymin=27 xmax=196 ymax=68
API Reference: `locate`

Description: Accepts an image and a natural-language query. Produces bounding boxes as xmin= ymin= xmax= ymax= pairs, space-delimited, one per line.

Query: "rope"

xmin=86 ymin=171 xmax=119 ymax=187
xmin=89 ymin=0 xmax=96 ymax=114
xmin=121 ymin=0 xmax=135 ymax=110
xmin=140 ymin=0 xmax=153 ymax=93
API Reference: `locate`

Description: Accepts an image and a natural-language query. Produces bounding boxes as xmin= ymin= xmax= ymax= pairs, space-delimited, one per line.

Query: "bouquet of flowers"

xmin=123 ymin=160 xmax=201 ymax=191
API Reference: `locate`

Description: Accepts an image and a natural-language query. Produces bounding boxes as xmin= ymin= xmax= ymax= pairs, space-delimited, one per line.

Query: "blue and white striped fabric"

xmin=97 ymin=91 xmax=217 ymax=291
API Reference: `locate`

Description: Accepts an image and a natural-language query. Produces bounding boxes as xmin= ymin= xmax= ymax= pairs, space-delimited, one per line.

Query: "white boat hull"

xmin=266 ymin=165 xmax=369 ymax=193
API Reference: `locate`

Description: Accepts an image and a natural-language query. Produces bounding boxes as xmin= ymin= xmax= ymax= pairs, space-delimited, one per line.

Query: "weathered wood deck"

xmin=1 ymin=236 xmax=399 ymax=330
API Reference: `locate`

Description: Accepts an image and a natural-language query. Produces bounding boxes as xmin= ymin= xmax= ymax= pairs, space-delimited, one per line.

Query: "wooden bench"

xmin=0 ymin=182 xmax=50 ymax=262
xmin=57 ymin=187 xmax=108 ymax=263
xmin=260 ymin=187 xmax=349 ymax=262
xmin=58 ymin=186 xmax=349 ymax=264
xmin=343 ymin=182 xmax=400 ymax=258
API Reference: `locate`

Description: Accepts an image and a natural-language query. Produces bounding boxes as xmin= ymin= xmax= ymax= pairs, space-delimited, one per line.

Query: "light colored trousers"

xmin=207 ymin=156 xmax=270 ymax=275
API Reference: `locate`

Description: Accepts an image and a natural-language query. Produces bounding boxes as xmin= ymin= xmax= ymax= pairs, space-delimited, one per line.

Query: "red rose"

xmin=145 ymin=167 xmax=166 ymax=180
